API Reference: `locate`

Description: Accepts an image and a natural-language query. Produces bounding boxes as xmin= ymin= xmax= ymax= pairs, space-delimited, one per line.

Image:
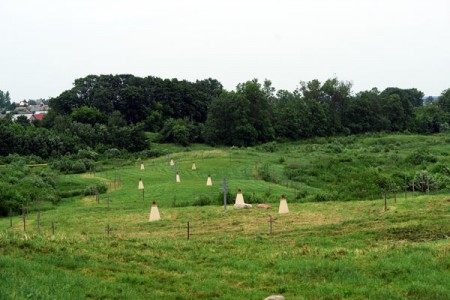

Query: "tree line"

xmin=1 ymin=74 xmax=450 ymax=157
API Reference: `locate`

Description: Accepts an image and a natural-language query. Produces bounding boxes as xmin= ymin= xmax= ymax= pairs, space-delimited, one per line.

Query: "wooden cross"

xmin=219 ymin=178 xmax=230 ymax=211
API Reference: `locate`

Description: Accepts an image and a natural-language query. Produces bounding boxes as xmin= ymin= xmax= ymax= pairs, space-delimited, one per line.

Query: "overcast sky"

xmin=1 ymin=0 xmax=449 ymax=102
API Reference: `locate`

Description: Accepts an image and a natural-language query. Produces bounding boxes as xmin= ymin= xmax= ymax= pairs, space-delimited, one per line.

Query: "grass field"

xmin=0 ymin=133 xmax=449 ymax=299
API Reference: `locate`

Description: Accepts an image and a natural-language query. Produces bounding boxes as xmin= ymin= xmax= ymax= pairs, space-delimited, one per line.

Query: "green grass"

xmin=1 ymin=133 xmax=449 ymax=299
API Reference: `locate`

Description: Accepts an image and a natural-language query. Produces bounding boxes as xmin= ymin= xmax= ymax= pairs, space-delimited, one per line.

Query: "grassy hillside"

xmin=0 ymin=133 xmax=449 ymax=299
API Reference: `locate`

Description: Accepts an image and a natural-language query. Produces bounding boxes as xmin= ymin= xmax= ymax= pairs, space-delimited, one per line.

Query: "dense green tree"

xmin=204 ymin=91 xmax=257 ymax=146
xmin=346 ymin=88 xmax=388 ymax=133
xmin=15 ymin=115 xmax=30 ymax=127
xmin=438 ymin=89 xmax=450 ymax=113
xmin=236 ymin=79 xmax=275 ymax=143
xmin=415 ymin=103 xmax=445 ymax=133
xmin=0 ymin=90 xmax=12 ymax=109
xmin=71 ymin=106 xmax=106 ymax=125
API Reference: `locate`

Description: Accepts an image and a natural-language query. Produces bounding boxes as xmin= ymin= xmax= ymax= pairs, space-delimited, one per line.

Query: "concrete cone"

xmin=176 ymin=172 xmax=181 ymax=183
xmin=138 ymin=178 xmax=144 ymax=190
xmin=235 ymin=189 xmax=244 ymax=205
xmin=206 ymin=175 xmax=212 ymax=186
xmin=140 ymin=163 xmax=144 ymax=170
xmin=149 ymin=201 xmax=160 ymax=222
xmin=278 ymin=194 xmax=289 ymax=214
xmin=170 ymin=159 xmax=174 ymax=166
xmin=192 ymin=163 xmax=196 ymax=170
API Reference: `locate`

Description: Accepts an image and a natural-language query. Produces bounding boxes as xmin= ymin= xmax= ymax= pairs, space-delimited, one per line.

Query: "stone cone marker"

xmin=206 ymin=175 xmax=212 ymax=186
xmin=170 ymin=159 xmax=174 ymax=166
xmin=138 ymin=178 xmax=144 ymax=190
xmin=278 ymin=194 xmax=289 ymax=214
xmin=140 ymin=163 xmax=144 ymax=170
xmin=235 ymin=189 xmax=244 ymax=205
xmin=176 ymin=172 xmax=181 ymax=183
xmin=192 ymin=163 xmax=196 ymax=170
xmin=149 ymin=201 xmax=161 ymax=222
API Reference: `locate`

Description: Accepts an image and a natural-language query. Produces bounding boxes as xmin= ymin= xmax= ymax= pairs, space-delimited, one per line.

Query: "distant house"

xmin=31 ymin=113 xmax=46 ymax=121
xmin=12 ymin=114 xmax=33 ymax=122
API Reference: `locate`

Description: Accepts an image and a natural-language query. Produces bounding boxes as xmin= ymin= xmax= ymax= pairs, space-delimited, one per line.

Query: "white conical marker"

xmin=235 ymin=189 xmax=244 ymax=205
xmin=138 ymin=178 xmax=144 ymax=190
xmin=149 ymin=201 xmax=161 ymax=222
xmin=176 ymin=172 xmax=180 ymax=183
xmin=192 ymin=163 xmax=196 ymax=170
xmin=170 ymin=159 xmax=174 ymax=166
xmin=140 ymin=163 xmax=144 ymax=170
xmin=278 ymin=194 xmax=289 ymax=214
xmin=206 ymin=175 xmax=212 ymax=186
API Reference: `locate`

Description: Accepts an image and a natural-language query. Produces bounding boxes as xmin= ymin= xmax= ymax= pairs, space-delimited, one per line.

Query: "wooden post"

xmin=384 ymin=189 xmax=387 ymax=211
xmin=219 ymin=178 xmax=230 ymax=211
xmin=9 ymin=208 xmax=12 ymax=228
xmin=105 ymin=224 xmax=111 ymax=237
xmin=52 ymin=222 xmax=55 ymax=235
xmin=268 ymin=215 xmax=274 ymax=235
xmin=22 ymin=208 xmax=26 ymax=232
xmin=186 ymin=222 xmax=190 ymax=240
xmin=426 ymin=177 xmax=430 ymax=193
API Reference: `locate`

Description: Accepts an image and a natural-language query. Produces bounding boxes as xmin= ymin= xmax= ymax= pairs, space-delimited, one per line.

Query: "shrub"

xmin=104 ymin=148 xmax=121 ymax=159
xmin=406 ymin=149 xmax=437 ymax=165
xmin=313 ymin=191 xmax=339 ymax=202
xmin=84 ymin=182 xmax=107 ymax=196
xmin=192 ymin=195 xmax=214 ymax=206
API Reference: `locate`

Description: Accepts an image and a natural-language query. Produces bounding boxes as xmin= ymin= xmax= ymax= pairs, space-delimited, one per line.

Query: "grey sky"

xmin=1 ymin=0 xmax=449 ymax=102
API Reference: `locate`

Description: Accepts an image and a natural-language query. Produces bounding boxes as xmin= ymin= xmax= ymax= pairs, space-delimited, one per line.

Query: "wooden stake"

xmin=22 ymin=209 xmax=26 ymax=232
xmin=384 ymin=189 xmax=387 ymax=211
xmin=52 ymin=222 xmax=55 ymax=235
xmin=105 ymin=224 xmax=111 ymax=237
xmin=268 ymin=215 xmax=274 ymax=235
xmin=9 ymin=208 xmax=12 ymax=228
xmin=186 ymin=222 xmax=190 ymax=240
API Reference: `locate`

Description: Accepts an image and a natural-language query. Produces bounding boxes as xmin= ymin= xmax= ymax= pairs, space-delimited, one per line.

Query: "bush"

xmin=84 ymin=182 xmax=107 ymax=196
xmin=104 ymin=148 xmax=121 ymax=159
xmin=313 ymin=191 xmax=339 ymax=202
xmin=406 ymin=149 xmax=437 ymax=165
xmin=192 ymin=195 xmax=214 ymax=206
